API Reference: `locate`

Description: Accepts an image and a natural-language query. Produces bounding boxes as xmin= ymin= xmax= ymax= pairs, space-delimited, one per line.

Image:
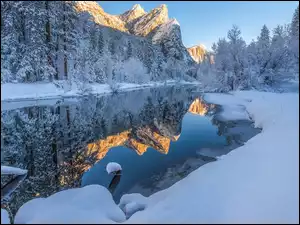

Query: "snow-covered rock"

xmin=149 ymin=18 xmax=195 ymax=69
xmin=106 ymin=162 xmax=122 ymax=174
xmin=14 ymin=185 xmax=126 ymax=224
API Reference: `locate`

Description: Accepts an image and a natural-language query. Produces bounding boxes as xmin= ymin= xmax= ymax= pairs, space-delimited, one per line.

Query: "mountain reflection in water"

xmin=1 ymin=85 xmax=260 ymax=214
xmin=85 ymin=96 xmax=211 ymax=170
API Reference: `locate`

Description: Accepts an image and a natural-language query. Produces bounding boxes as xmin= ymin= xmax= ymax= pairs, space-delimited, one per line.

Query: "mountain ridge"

xmin=74 ymin=1 xmax=196 ymax=78
xmin=75 ymin=2 xmax=170 ymax=37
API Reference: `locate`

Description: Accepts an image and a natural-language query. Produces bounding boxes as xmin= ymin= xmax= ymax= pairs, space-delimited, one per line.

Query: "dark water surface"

xmin=1 ymin=85 xmax=261 ymax=213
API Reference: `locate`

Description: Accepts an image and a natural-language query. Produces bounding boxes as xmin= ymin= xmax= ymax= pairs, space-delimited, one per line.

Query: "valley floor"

xmin=5 ymin=89 xmax=298 ymax=224
xmin=1 ymin=80 xmax=200 ymax=102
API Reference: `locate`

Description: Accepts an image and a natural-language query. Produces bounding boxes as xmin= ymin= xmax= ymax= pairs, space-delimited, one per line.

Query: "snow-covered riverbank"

xmin=1 ymin=80 xmax=200 ymax=102
xmin=8 ymin=90 xmax=298 ymax=224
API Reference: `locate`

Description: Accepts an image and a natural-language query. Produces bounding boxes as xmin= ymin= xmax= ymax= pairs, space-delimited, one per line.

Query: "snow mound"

xmin=1 ymin=209 xmax=10 ymax=224
xmin=106 ymin=162 xmax=122 ymax=174
xmin=1 ymin=166 xmax=27 ymax=175
xmin=119 ymin=193 xmax=148 ymax=219
xmin=14 ymin=185 xmax=126 ymax=224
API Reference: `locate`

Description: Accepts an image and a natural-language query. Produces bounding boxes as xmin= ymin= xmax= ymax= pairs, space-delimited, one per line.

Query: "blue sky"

xmin=98 ymin=1 xmax=298 ymax=50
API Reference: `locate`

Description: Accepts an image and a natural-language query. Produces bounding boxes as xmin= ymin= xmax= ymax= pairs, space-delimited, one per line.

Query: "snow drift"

xmin=14 ymin=185 xmax=126 ymax=224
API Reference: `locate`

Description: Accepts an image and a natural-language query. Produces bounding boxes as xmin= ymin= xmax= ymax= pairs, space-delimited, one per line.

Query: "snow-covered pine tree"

xmin=227 ymin=25 xmax=248 ymax=90
xmin=1 ymin=1 xmax=18 ymax=82
xmin=98 ymin=29 xmax=104 ymax=56
xmin=256 ymin=25 xmax=271 ymax=81
xmin=126 ymin=41 xmax=133 ymax=60
xmin=269 ymin=25 xmax=286 ymax=74
xmin=212 ymin=38 xmax=231 ymax=90
xmin=289 ymin=5 xmax=299 ymax=74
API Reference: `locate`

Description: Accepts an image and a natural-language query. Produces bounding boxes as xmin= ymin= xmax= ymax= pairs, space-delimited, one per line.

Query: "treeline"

xmin=197 ymin=5 xmax=299 ymax=91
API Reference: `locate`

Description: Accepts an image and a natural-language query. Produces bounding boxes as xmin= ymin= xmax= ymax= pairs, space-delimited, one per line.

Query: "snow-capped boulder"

xmin=106 ymin=162 xmax=122 ymax=174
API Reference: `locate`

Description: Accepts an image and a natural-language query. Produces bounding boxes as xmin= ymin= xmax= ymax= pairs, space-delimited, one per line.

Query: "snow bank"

xmin=14 ymin=185 xmax=126 ymax=224
xmin=1 ymin=83 xmax=64 ymax=102
xmin=106 ymin=162 xmax=122 ymax=174
xmin=1 ymin=166 xmax=27 ymax=175
xmin=204 ymin=93 xmax=250 ymax=121
xmin=1 ymin=209 xmax=10 ymax=224
xmin=1 ymin=81 xmax=200 ymax=102
xmin=122 ymin=91 xmax=299 ymax=223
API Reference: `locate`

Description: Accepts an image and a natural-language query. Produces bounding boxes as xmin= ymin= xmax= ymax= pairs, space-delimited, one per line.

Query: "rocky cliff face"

xmin=119 ymin=4 xmax=146 ymax=24
xmin=75 ymin=2 xmax=169 ymax=37
xmin=187 ymin=45 xmax=207 ymax=63
xmin=75 ymin=1 xmax=128 ymax=32
xmin=74 ymin=2 xmax=196 ymax=79
xmin=129 ymin=4 xmax=169 ymax=37
xmin=187 ymin=44 xmax=215 ymax=65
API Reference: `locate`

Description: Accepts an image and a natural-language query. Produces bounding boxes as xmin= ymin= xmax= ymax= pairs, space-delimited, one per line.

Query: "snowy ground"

xmin=9 ymin=90 xmax=299 ymax=224
xmin=1 ymin=209 xmax=10 ymax=224
xmin=1 ymin=80 xmax=200 ymax=102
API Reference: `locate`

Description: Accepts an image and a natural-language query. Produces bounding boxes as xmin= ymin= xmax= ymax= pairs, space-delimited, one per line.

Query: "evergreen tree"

xmin=269 ymin=25 xmax=286 ymax=72
xmin=256 ymin=25 xmax=271 ymax=76
xmin=227 ymin=25 xmax=248 ymax=89
xmin=125 ymin=41 xmax=132 ymax=60
xmin=289 ymin=5 xmax=299 ymax=73
xmin=98 ymin=30 xmax=104 ymax=56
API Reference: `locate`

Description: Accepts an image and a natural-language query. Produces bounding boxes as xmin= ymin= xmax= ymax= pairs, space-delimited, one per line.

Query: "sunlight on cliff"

xmin=188 ymin=98 xmax=209 ymax=116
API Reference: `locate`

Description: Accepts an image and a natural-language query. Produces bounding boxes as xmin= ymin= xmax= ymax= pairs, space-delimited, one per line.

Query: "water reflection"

xmin=1 ymin=85 xmax=259 ymax=214
xmin=83 ymin=96 xmax=214 ymax=172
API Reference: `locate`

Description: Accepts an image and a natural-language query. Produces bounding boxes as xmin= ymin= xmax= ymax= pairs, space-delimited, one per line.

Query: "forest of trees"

xmin=197 ymin=5 xmax=299 ymax=91
xmin=1 ymin=1 xmax=192 ymax=87
xmin=1 ymin=1 xmax=78 ymax=83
